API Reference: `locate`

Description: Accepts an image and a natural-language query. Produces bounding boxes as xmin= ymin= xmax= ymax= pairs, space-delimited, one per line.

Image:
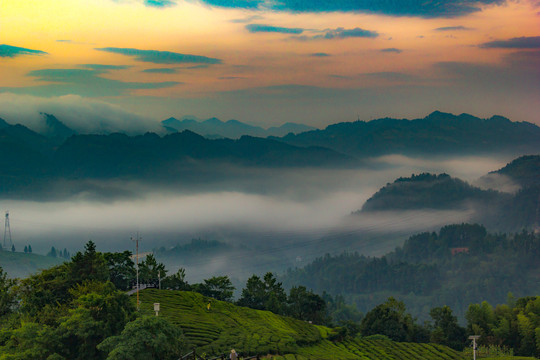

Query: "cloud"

xmin=199 ymin=0 xmax=506 ymax=18
xmin=434 ymin=26 xmax=471 ymax=31
xmin=380 ymin=48 xmax=402 ymax=53
xmin=144 ymin=0 xmax=176 ymax=7
xmin=310 ymin=52 xmax=331 ymax=57
xmin=479 ymin=36 xmax=540 ymax=49
xmin=0 ymin=44 xmax=47 ymax=58
xmin=245 ymin=24 xmax=304 ymax=34
xmin=292 ymin=27 xmax=378 ymax=41
xmin=230 ymin=15 xmax=263 ymax=23
xmin=142 ymin=68 xmax=178 ymax=73
xmin=199 ymin=0 xmax=263 ymax=9
xmin=95 ymin=47 xmax=222 ymax=64
xmin=0 ymin=93 xmax=161 ymax=134
xmin=82 ymin=64 xmax=130 ymax=70
xmin=0 ymin=67 xmax=180 ymax=97
xmin=323 ymin=27 xmax=378 ymax=39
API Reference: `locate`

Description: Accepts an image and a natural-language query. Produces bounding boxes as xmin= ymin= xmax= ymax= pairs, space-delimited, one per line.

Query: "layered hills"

xmin=274 ymin=111 xmax=540 ymax=157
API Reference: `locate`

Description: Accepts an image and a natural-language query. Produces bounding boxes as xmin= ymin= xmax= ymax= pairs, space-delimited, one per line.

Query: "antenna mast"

xmin=131 ymin=232 xmax=142 ymax=310
xmin=3 ymin=211 xmax=12 ymax=250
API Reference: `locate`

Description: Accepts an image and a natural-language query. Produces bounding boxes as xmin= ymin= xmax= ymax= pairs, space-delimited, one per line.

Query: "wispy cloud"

xmin=230 ymin=15 xmax=263 ymax=23
xmin=292 ymin=27 xmax=378 ymax=41
xmin=434 ymin=26 xmax=471 ymax=31
xmin=0 ymin=67 xmax=180 ymax=97
xmin=142 ymin=68 xmax=178 ymax=73
xmin=380 ymin=48 xmax=402 ymax=53
xmin=95 ymin=47 xmax=222 ymax=64
xmin=0 ymin=44 xmax=47 ymax=58
xmin=246 ymin=24 xmax=304 ymax=34
xmin=479 ymin=36 xmax=540 ymax=49
xmin=82 ymin=64 xmax=130 ymax=70
xmin=144 ymin=0 xmax=176 ymax=7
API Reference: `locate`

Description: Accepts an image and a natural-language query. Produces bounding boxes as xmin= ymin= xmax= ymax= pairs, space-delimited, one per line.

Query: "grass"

xmin=0 ymin=251 xmax=63 ymax=278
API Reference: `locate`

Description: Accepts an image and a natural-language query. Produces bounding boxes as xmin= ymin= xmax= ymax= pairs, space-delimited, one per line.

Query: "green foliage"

xmin=68 ymin=241 xmax=109 ymax=284
xmin=0 ymin=322 xmax=63 ymax=360
xmin=282 ymin=226 xmax=540 ymax=323
xmin=429 ymin=305 xmax=466 ymax=350
xmin=0 ymin=266 xmax=17 ymax=318
xmin=287 ymin=286 xmax=327 ymax=325
xmin=98 ymin=316 xmax=186 ymax=360
xmin=104 ymin=251 xmax=135 ymax=291
xmin=466 ymin=296 xmax=540 ymax=357
xmin=237 ymin=273 xmax=287 ymax=315
xmin=162 ymin=268 xmax=190 ymax=291
xmin=138 ymin=254 xmax=166 ymax=286
xmin=360 ymin=297 xmax=418 ymax=342
xmin=194 ymin=276 xmax=235 ymax=302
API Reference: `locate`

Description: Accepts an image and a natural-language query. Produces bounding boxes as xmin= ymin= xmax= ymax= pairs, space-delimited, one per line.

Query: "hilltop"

xmin=0 ymin=250 xmax=63 ymax=278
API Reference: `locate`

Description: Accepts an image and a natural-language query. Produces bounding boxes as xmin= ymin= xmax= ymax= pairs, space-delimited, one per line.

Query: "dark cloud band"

xmin=95 ymin=47 xmax=222 ymax=64
xmin=199 ymin=0 xmax=505 ymax=18
xmin=246 ymin=24 xmax=304 ymax=34
xmin=0 ymin=44 xmax=47 ymax=58
xmin=480 ymin=36 xmax=540 ymax=49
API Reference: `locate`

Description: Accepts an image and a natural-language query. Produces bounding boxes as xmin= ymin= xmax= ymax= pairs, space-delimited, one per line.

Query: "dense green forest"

xmin=282 ymin=224 xmax=540 ymax=322
xmin=1 ymin=240 xmax=539 ymax=358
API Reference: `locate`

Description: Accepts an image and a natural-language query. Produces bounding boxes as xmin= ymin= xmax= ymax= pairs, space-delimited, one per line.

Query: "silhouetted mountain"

xmin=274 ymin=111 xmax=540 ymax=157
xmin=52 ymin=130 xmax=352 ymax=179
xmin=41 ymin=112 xmax=76 ymax=143
xmin=356 ymin=156 xmax=539 ymax=232
xmin=360 ymin=173 xmax=502 ymax=212
xmin=161 ymin=117 xmax=315 ymax=139
xmin=0 ymin=117 xmax=9 ymax=129
xmin=490 ymin=155 xmax=540 ymax=188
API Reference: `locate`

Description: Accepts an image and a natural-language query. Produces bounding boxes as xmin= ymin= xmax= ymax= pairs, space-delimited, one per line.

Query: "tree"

xmin=104 ymin=251 xmax=136 ymax=291
xmin=237 ymin=273 xmax=287 ymax=314
xmin=429 ymin=305 xmax=466 ymax=350
xmin=162 ymin=268 xmax=190 ymax=291
xmin=54 ymin=282 xmax=135 ymax=360
xmin=0 ymin=266 xmax=17 ymax=317
xmin=24 ymin=245 xmax=28 ymax=253
xmin=287 ymin=286 xmax=327 ymax=325
xmin=237 ymin=275 xmax=266 ymax=310
xmin=98 ymin=316 xmax=186 ymax=360
xmin=196 ymin=276 xmax=235 ymax=302
xmin=28 ymin=245 xmax=32 ymax=253
xmin=48 ymin=246 xmax=58 ymax=257
xmin=68 ymin=241 xmax=109 ymax=284
xmin=11 ymin=244 xmax=15 ymax=252
xmin=0 ymin=322 xmax=63 ymax=360
xmin=138 ymin=254 xmax=166 ymax=286
xmin=360 ymin=297 xmax=417 ymax=342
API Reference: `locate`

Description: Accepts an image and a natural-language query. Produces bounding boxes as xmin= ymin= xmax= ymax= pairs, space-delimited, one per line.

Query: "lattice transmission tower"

xmin=3 ymin=211 xmax=12 ymax=250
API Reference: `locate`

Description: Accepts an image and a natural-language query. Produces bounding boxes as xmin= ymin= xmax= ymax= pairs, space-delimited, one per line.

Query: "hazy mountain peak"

xmin=40 ymin=112 xmax=76 ymax=140
xmin=0 ymin=117 xmax=10 ymax=129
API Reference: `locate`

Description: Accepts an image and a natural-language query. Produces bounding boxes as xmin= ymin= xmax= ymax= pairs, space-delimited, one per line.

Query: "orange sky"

xmin=1 ymin=0 xmax=539 ymax=126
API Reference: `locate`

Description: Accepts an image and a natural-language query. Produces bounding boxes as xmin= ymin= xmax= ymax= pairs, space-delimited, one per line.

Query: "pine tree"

xmin=28 ymin=245 xmax=32 ymax=253
xmin=47 ymin=246 xmax=57 ymax=257
xmin=11 ymin=245 xmax=15 ymax=252
xmin=24 ymin=245 xmax=28 ymax=253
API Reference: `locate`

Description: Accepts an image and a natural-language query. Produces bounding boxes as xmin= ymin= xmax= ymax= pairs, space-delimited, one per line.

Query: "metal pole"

xmin=132 ymin=233 xmax=141 ymax=310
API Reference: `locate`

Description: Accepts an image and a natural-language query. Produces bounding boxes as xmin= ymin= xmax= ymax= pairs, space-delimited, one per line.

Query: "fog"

xmin=0 ymin=93 xmax=162 ymax=135
xmin=2 ymin=154 xmax=514 ymax=281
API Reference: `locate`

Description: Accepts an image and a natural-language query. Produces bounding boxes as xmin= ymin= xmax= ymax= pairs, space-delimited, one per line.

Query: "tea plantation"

xmin=137 ymin=289 xmax=472 ymax=359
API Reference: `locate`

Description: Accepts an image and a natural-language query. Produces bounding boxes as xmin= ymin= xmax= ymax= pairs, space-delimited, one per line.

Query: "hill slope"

xmin=137 ymin=289 xmax=466 ymax=360
xmin=0 ymin=251 xmax=63 ymax=278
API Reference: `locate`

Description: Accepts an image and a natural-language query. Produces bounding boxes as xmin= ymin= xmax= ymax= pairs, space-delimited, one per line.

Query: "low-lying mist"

xmin=2 ymin=154 xmax=515 ymax=281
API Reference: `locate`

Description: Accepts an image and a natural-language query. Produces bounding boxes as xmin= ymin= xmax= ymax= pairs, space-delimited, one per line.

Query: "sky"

xmin=1 ymin=0 xmax=539 ymax=128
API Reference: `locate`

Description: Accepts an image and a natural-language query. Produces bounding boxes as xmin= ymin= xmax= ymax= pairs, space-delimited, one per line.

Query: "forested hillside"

xmin=282 ymin=224 xmax=540 ymax=321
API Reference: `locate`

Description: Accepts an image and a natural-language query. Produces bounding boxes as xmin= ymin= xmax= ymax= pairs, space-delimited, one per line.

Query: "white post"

xmin=154 ymin=302 xmax=160 ymax=316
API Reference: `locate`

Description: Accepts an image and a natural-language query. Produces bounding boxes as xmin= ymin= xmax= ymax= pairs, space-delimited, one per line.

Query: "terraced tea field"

xmin=137 ymin=289 xmax=470 ymax=359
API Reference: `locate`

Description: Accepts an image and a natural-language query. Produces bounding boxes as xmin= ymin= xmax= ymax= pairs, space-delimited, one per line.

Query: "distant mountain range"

xmin=161 ymin=116 xmax=316 ymax=139
xmin=1 ymin=111 xmax=539 ymax=199
xmin=356 ymin=155 xmax=540 ymax=232
xmin=273 ymin=111 xmax=540 ymax=157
